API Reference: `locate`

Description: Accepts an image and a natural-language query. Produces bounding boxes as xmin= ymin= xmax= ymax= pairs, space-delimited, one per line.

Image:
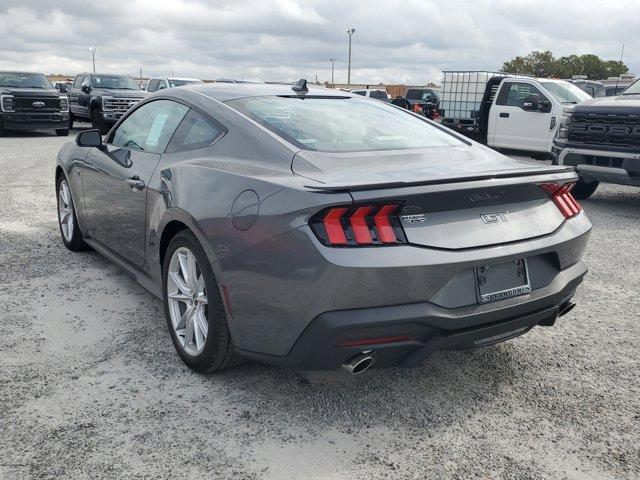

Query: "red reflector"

xmin=374 ymin=204 xmax=398 ymax=243
xmin=541 ymin=183 xmax=581 ymax=219
xmin=339 ymin=335 xmax=412 ymax=347
xmin=323 ymin=207 xmax=349 ymax=244
xmin=349 ymin=206 xmax=374 ymax=244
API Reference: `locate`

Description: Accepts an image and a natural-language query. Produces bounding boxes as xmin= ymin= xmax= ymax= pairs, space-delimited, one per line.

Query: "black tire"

xmin=391 ymin=98 xmax=411 ymax=110
xmin=56 ymin=128 xmax=70 ymax=136
xmin=572 ymin=178 xmax=599 ymax=200
xmin=0 ymin=120 xmax=6 ymax=136
xmin=90 ymin=109 xmax=110 ymax=135
xmin=162 ymin=230 xmax=243 ymax=373
xmin=56 ymin=175 xmax=87 ymax=251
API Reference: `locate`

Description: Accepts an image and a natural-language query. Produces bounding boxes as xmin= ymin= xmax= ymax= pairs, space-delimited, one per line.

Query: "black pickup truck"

xmin=69 ymin=73 xmax=147 ymax=134
xmin=0 ymin=71 xmax=69 ymax=136
xmin=553 ymin=78 xmax=640 ymax=198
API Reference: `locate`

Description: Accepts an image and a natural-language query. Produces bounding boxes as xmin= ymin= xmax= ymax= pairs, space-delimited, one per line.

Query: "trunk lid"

xmin=295 ymin=146 xmax=576 ymax=249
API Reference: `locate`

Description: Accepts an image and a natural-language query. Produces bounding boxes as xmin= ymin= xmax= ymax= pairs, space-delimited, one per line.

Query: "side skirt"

xmin=84 ymin=238 xmax=162 ymax=300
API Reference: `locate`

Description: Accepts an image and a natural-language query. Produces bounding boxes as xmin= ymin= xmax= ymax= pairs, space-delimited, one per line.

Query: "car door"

xmin=69 ymin=75 xmax=84 ymax=116
xmin=488 ymin=80 xmax=552 ymax=152
xmin=82 ymin=99 xmax=189 ymax=267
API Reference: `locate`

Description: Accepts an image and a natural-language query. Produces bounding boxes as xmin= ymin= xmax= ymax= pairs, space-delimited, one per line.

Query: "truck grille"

xmin=14 ymin=97 xmax=60 ymax=112
xmin=103 ymin=98 xmax=141 ymax=114
xmin=568 ymin=113 xmax=640 ymax=149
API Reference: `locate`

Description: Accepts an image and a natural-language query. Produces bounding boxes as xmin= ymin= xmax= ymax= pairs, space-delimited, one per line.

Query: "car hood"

xmin=570 ymin=94 xmax=640 ymax=115
xmin=0 ymin=87 xmax=60 ymax=97
xmin=292 ymin=144 xmax=572 ymax=190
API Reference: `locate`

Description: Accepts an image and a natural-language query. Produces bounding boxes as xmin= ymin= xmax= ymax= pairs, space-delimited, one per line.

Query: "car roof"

xmin=0 ymin=71 xmax=45 ymax=75
xmin=181 ymin=82 xmax=352 ymax=102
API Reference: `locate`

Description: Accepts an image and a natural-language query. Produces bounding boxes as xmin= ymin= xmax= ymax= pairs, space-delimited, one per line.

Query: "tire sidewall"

xmin=56 ymin=174 xmax=83 ymax=250
xmin=162 ymin=231 xmax=231 ymax=371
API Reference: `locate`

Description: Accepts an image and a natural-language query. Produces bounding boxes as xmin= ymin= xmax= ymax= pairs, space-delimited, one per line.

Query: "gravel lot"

xmin=1 ymin=128 xmax=639 ymax=480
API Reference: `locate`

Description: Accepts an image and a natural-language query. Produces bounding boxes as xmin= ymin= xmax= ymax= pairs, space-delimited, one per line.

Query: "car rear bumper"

xmin=554 ymin=145 xmax=640 ymax=187
xmin=1 ymin=111 xmax=69 ymax=130
xmin=223 ymin=212 xmax=592 ymax=365
xmin=236 ymin=260 xmax=586 ymax=370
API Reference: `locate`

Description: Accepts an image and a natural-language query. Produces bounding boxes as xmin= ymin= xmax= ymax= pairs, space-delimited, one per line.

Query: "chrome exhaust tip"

xmin=342 ymin=351 xmax=376 ymax=375
xmin=558 ymin=301 xmax=576 ymax=317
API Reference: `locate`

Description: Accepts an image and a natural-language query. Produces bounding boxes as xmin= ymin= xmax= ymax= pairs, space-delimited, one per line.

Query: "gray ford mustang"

xmin=55 ymin=81 xmax=591 ymax=374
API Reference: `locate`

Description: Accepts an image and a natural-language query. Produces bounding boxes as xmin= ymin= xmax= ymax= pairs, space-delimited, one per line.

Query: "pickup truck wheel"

xmin=163 ymin=230 xmax=243 ymax=373
xmin=90 ymin=109 xmax=109 ymax=135
xmin=572 ymin=178 xmax=599 ymax=200
xmin=0 ymin=120 xmax=6 ymax=136
xmin=56 ymin=128 xmax=70 ymax=137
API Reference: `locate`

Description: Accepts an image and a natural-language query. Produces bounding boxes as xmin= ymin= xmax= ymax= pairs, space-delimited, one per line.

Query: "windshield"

xmin=92 ymin=75 xmax=141 ymax=90
xmin=621 ymin=79 xmax=640 ymax=95
xmin=0 ymin=72 xmax=52 ymax=89
xmin=540 ymin=81 xmax=591 ymax=104
xmin=369 ymin=90 xmax=389 ymax=99
xmin=169 ymin=79 xmax=202 ymax=87
xmin=227 ymin=96 xmax=464 ymax=152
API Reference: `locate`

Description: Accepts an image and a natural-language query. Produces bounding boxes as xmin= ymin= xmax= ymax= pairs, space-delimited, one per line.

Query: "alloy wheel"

xmin=167 ymin=247 xmax=209 ymax=356
xmin=58 ymin=179 xmax=74 ymax=242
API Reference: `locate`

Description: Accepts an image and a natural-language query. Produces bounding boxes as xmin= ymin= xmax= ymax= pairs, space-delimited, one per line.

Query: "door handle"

xmin=126 ymin=176 xmax=145 ymax=190
xmin=499 ymin=112 xmax=510 ymax=118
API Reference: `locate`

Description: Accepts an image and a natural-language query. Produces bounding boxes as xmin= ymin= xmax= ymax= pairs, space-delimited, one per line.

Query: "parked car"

xmin=568 ymin=78 xmax=606 ymax=98
xmin=146 ymin=77 xmax=203 ymax=92
xmin=553 ymin=77 xmax=640 ymax=199
xmin=351 ymin=88 xmax=391 ymax=101
xmin=440 ymin=71 xmax=591 ymax=154
xmin=601 ymin=74 xmax=637 ymax=96
xmin=402 ymin=87 xmax=440 ymax=114
xmin=55 ymin=81 xmax=591 ymax=374
xmin=0 ymin=71 xmax=70 ymax=136
xmin=68 ymin=73 xmax=147 ymax=134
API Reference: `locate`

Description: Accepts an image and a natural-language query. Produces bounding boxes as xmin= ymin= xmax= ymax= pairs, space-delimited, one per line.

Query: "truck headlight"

xmin=1 ymin=94 xmax=15 ymax=112
xmin=59 ymin=96 xmax=69 ymax=112
xmin=102 ymin=96 xmax=114 ymax=111
xmin=557 ymin=109 xmax=573 ymax=140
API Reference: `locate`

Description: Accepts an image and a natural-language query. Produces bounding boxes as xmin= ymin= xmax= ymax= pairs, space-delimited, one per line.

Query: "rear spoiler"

xmin=304 ymin=166 xmax=577 ymax=192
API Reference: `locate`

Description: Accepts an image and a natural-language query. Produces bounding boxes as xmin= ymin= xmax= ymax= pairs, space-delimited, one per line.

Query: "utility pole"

xmin=89 ymin=47 xmax=98 ymax=73
xmin=330 ymin=58 xmax=335 ymax=87
xmin=346 ymin=28 xmax=355 ymax=89
xmin=139 ymin=67 xmax=142 ymax=82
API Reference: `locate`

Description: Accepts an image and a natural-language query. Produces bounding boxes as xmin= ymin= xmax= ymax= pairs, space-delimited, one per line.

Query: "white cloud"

xmin=0 ymin=0 xmax=638 ymax=84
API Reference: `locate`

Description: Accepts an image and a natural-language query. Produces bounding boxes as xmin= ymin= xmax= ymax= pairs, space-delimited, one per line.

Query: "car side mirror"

xmin=76 ymin=129 xmax=103 ymax=147
xmin=539 ymin=99 xmax=552 ymax=113
xmin=522 ymin=94 xmax=540 ymax=111
xmin=81 ymin=84 xmax=91 ymax=94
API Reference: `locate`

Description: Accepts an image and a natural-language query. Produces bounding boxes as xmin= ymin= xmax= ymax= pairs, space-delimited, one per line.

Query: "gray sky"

xmin=0 ymin=0 xmax=638 ymax=84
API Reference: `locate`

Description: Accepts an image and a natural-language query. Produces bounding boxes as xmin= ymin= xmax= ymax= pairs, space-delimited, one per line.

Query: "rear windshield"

xmin=0 ymin=72 xmax=51 ymax=89
xmin=227 ymin=96 xmax=463 ymax=152
xmin=369 ymin=90 xmax=388 ymax=99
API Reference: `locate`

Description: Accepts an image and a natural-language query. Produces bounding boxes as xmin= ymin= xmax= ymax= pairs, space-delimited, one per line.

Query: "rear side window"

xmin=227 ymin=96 xmax=463 ymax=152
xmin=111 ymin=100 xmax=189 ymax=154
xmin=166 ymin=109 xmax=226 ymax=153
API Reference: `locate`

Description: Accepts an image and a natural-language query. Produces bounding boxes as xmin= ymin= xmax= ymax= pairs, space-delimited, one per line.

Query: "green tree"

xmin=501 ymin=51 xmax=629 ymax=79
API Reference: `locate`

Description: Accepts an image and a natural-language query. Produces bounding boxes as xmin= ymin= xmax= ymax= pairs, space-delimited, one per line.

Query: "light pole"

xmin=346 ymin=28 xmax=355 ymax=89
xmin=89 ymin=47 xmax=98 ymax=73
xmin=330 ymin=58 xmax=335 ymax=87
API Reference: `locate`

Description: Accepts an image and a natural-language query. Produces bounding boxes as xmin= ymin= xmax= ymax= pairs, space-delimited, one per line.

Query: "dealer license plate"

xmin=475 ymin=259 xmax=530 ymax=304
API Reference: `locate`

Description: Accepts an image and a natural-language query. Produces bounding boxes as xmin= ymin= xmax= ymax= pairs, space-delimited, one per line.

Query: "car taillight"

xmin=310 ymin=204 xmax=407 ymax=247
xmin=412 ymin=104 xmax=422 ymax=113
xmin=541 ymin=182 xmax=582 ymax=218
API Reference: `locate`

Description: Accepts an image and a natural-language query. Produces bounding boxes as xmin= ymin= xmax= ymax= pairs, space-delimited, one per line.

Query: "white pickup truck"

xmin=440 ymin=71 xmax=591 ymax=154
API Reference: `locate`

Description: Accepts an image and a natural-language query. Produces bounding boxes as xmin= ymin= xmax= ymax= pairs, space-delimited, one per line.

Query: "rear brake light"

xmin=311 ymin=204 xmax=406 ymax=247
xmin=541 ymin=182 xmax=582 ymax=218
xmin=412 ymin=104 xmax=422 ymax=113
